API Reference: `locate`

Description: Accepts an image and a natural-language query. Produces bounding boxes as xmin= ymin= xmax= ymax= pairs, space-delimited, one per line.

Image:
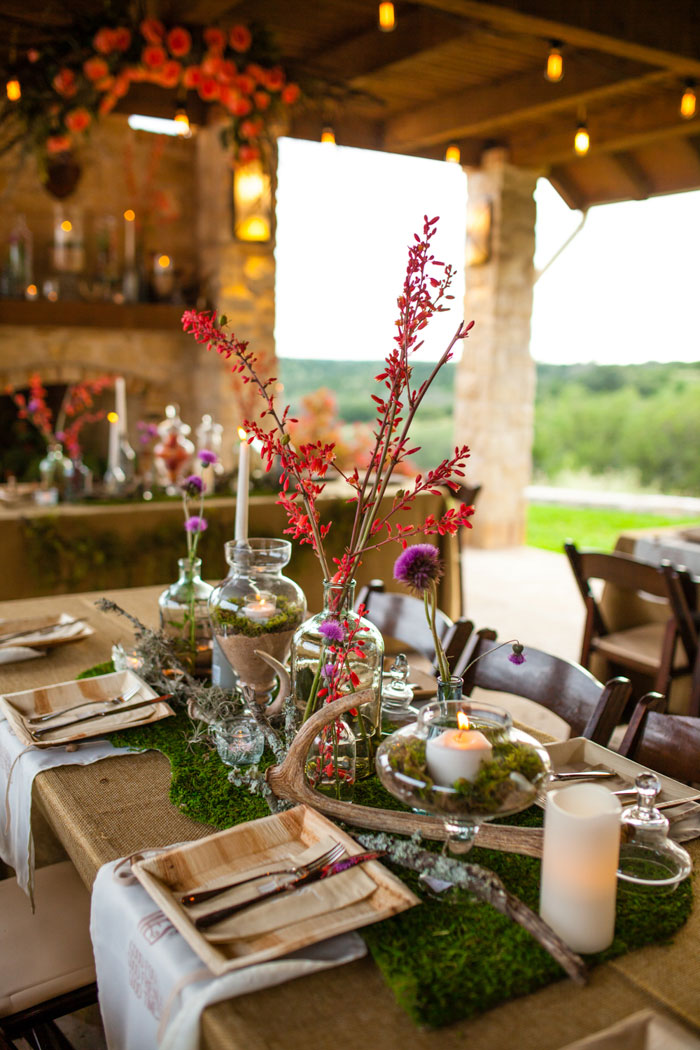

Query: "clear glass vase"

xmin=290 ymin=580 xmax=384 ymax=778
xmin=38 ymin=443 xmax=74 ymax=502
xmin=158 ymin=556 xmax=213 ymax=675
xmin=305 ymin=717 xmax=356 ymax=801
xmin=208 ymin=539 xmax=306 ymax=705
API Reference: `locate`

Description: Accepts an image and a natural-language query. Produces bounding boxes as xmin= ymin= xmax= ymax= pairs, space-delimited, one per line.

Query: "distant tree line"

xmin=280 ymin=358 xmax=700 ymax=495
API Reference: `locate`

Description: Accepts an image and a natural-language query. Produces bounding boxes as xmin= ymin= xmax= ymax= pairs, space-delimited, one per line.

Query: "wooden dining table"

xmin=1 ymin=586 xmax=699 ymax=1050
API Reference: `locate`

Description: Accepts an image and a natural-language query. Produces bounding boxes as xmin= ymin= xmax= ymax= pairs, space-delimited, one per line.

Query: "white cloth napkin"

xmin=91 ymin=856 xmax=367 ymax=1050
xmin=0 ymin=646 xmax=46 ymax=665
xmin=0 ymin=717 xmax=126 ymax=897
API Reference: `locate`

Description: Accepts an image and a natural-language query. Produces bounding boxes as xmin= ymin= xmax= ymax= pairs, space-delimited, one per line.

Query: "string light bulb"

xmin=445 ymin=144 xmax=461 ymax=164
xmin=6 ymin=78 xmax=21 ymax=101
xmin=680 ymin=79 xmax=696 ymax=119
xmin=545 ymin=41 xmax=564 ymax=82
xmin=321 ymin=126 xmax=336 ymax=145
xmin=574 ymin=120 xmax=590 ymax=155
xmin=378 ymin=2 xmax=395 ymax=31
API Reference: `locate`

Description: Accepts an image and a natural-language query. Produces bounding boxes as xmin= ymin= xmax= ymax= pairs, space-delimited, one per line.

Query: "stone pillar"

xmin=455 ymin=148 xmax=537 ymax=548
xmin=195 ymin=127 xmax=277 ymax=470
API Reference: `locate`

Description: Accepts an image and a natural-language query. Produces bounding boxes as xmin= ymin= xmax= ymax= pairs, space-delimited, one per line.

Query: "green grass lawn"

xmin=526 ymin=504 xmax=700 ymax=553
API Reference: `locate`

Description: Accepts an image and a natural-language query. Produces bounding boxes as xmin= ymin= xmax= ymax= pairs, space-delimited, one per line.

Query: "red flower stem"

xmin=350 ymin=322 xmax=467 ymax=570
xmin=234 ymin=346 xmax=332 ymax=581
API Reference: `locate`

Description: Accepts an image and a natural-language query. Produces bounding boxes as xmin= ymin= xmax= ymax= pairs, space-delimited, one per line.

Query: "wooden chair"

xmin=0 ymin=862 xmax=97 ymax=1049
xmin=441 ymin=482 xmax=482 ymax=617
xmin=617 ymin=692 xmax=700 ymax=784
xmin=355 ymin=579 xmax=473 ymax=676
xmin=454 ymin=627 xmax=632 ymax=745
xmin=564 ymin=542 xmax=698 ymax=708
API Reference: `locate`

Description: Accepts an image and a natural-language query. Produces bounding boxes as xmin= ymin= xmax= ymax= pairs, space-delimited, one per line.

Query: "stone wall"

xmin=0 ymin=115 xmax=273 ymax=468
xmin=455 ymin=149 xmax=538 ymax=548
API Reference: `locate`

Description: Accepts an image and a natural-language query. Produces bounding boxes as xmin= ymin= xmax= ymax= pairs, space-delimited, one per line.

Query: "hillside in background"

xmin=280 ymin=358 xmax=700 ymax=496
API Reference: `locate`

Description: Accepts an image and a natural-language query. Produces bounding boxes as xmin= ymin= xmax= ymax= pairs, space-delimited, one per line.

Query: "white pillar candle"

xmin=539 ymin=783 xmax=621 ymax=954
xmin=107 ymin=412 xmax=120 ymax=472
xmin=124 ymin=210 xmax=136 ymax=268
xmin=242 ymin=592 xmax=276 ymax=622
xmin=115 ymin=377 xmax=127 ymax=437
xmin=235 ymin=428 xmax=250 ymax=543
xmin=426 ymin=724 xmax=493 ymax=786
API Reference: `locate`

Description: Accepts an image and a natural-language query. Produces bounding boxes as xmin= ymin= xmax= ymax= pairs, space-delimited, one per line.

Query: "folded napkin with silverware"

xmin=91 ymin=853 xmax=366 ymax=1050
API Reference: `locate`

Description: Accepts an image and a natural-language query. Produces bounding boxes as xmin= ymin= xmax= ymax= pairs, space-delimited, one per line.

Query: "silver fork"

xmin=180 ymin=841 xmax=345 ymax=906
xmin=26 ymin=682 xmax=141 ymax=725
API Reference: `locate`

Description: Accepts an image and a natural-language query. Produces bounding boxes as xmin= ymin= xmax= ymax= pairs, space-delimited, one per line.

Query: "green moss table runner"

xmin=103 ymin=709 xmax=692 ymax=1030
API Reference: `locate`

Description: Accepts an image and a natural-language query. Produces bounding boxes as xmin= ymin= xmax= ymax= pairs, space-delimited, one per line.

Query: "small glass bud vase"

xmin=290 ymin=580 xmax=384 ymax=779
xmin=208 ymin=539 xmax=306 ymax=706
xmin=158 ymin=556 xmax=213 ymax=675
xmin=305 ymin=717 xmax=356 ymax=801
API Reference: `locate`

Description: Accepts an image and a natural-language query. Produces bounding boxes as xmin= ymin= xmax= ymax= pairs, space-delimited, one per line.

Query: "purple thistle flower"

xmin=185 ymin=515 xmax=208 ymax=534
xmin=27 ymin=398 xmax=39 ymax=413
xmin=319 ymin=619 xmax=345 ymax=643
xmin=508 ymin=644 xmax=525 ymax=665
xmin=393 ymin=543 xmax=443 ymax=594
xmin=322 ymin=662 xmax=336 ymax=678
xmin=199 ymin=449 xmax=217 ymax=465
xmin=181 ymin=474 xmax=205 ymax=496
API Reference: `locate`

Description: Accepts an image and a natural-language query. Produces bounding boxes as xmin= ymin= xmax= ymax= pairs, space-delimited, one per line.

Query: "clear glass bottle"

xmin=38 ymin=443 xmax=74 ymax=502
xmin=158 ymin=556 xmax=213 ymax=676
xmin=7 ymin=214 xmax=33 ymax=298
xmin=290 ymin=580 xmax=384 ymax=778
xmin=381 ymin=652 xmax=418 ymax=734
xmin=208 ymin=539 xmax=306 ymax=706
xmin=306 ymin=717 xmax=356 ymax=801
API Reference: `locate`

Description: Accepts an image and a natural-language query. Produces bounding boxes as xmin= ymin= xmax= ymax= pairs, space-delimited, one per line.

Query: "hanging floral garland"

xmin=1 ymin=13 xmax=301 ymax=173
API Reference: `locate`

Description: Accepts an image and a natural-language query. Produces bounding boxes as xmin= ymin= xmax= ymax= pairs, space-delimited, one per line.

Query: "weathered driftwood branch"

xmin=354 ymin=831 xmax=587 ymax=985
xmin=265 ymin=691 xmax=544 ymax=857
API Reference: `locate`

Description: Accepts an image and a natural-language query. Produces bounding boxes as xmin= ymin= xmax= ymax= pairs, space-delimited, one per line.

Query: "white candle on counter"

xmin=242 ymin=592 xmax=276 ymax=622
xmin=123 ymin=209 xmax=136 ymax=268
xmin=107 ymin=411 xmax=120 ymax=472
xmin=115 ymin=376 xmax=127 ymax=437
xmin=235 ymin=427 xmax=250 ymax=543
xmin=426 ymin=712 xmax=493 ymax=786
xmin=539 ymin=783 xmax=621 ymax=954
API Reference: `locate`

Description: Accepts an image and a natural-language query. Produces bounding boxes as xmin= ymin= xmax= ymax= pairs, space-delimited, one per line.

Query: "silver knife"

xmin=30 ymin=695 xmax=173 ymax=739
xmin=194 ymin=849 xmax=386 ymax=931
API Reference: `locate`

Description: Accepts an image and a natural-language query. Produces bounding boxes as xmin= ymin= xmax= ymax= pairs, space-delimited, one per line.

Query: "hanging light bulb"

xmin=378 ymin=2 xmax=395 ymax=31
xmin=6 ymin=78 xmax=21 ymax=101
xmin=445 ymin=144 xmax=461 ymax=164
xmin=574 ymin=120 xmax=590 ymax=155
xmin=321 ymin=126 xmax=336 ymax=145
xmin=680 ymin=79 xmax=696 ymax=119
xmin=173 ymin=109 xmax=190 ymax=135
xmin=545 ymin=41 xmax=564 ymax=82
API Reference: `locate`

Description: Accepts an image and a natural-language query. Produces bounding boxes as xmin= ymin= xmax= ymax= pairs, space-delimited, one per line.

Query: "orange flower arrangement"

xmin=2 ymin=9 xmax=302 ymax=172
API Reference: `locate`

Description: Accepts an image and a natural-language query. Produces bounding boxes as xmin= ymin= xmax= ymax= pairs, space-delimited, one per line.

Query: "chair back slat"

xmin=356 ymin=583 xmax=455 ymax=663
xmin=457 ymin=629 xmax=632 ymax=743
xmin=618 ymin=695 xmax=700 ymax=784
xmin=575 ymin=549 xmax=670 ymax=598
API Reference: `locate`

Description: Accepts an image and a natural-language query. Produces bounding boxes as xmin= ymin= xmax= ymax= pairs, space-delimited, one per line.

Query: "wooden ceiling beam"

xmin=510 ymin=93 xmax=700 ymax=168
xmin=545 ymin=168 xmax=586 ymax=211
xmin=416 ymin=0 xmax=700 ymax=77
xmin=307 ymin=7 xmax=467 ymax=80
xmin=607 ymin=152 xmax=654 ymax=200
xmin=385 ymin=55 xmax=668 ymax=151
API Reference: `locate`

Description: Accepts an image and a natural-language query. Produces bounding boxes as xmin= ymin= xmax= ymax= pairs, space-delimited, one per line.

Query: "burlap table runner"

xmin=3 ymin=586 xmax=699 ymax=1050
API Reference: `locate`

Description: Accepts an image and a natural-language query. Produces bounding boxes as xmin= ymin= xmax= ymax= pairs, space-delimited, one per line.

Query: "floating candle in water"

xmin=242 ymin=592 xmax=276 ymax=622
xmin=425 ymin=711 xmax=493 ymax=786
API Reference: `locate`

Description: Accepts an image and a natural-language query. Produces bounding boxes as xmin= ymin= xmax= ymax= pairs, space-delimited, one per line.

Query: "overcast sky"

xmin=275 ymin=136 xmax=700 ymax=365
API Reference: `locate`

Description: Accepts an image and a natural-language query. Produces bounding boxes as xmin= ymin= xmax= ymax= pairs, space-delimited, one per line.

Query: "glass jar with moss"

xmin=208 ymin=539 xmax=306 ymax=705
